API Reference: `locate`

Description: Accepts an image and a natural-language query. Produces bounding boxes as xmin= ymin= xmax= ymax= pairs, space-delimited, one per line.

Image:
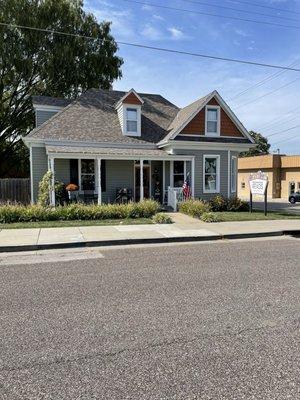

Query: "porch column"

xmin=49 ymin=157 xmax=55 ymax=206
xmin=191 ymin=158 xmax=195 ymax=197
xmin=162 ymin=160 xmax=166 ymax=204
xmin=97 ymin=157 xmax=102 ymax=205
xmin=140 ymin=159 xmax=144 ymax=201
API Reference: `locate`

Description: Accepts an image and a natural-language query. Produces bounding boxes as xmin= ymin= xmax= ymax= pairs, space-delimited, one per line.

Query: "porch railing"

xmin=167 ymin=187 xmax=183 ymax=211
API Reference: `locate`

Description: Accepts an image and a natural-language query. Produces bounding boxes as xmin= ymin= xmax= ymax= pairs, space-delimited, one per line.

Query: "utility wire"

xmin=262 ymin=114 xmax=300 ymax=132
xmin=266 ymin=124 xmax=300 ymax=138
xmin=234 ymin=77 xmax=300 ymax=109
xmin=256 ymin=106 xmax=300 ymax=130
xmin=179 ymin=0 xmax=300 ymax=22
xmin=225 ymin=0 xmax=300 ymax=16
xmin=121 ymin=0 xmax=300 ymax=30
xmin=273 ymin=132 xmax=299 ymax=145
xmin=229 ymin=59 xmax=300 ymax=102
xmin=1 ymin=22 xmax=300 ymax=72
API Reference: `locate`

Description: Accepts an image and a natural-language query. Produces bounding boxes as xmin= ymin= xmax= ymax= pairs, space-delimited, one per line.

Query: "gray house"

xmin=24 ymin=88 xmax=254 ymax=207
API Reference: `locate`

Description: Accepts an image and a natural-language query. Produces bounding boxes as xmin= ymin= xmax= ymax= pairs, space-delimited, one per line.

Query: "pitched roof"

xmin=32 ymin=95 xmax=72 ymax=108
xmin=28 ymin=89 xmax=179 ymax=145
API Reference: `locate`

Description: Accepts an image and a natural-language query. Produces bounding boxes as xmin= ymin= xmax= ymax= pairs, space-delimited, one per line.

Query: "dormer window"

xmin=126 ymin=108 xmax=138 ymax=134
xmin=205 ymin=106 xmax=220 ymax=136
xmin=115 ymin=89 xmax=144 ymax=137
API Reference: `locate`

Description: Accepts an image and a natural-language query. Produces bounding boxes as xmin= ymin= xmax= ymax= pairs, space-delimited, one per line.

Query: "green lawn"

xmin=214 ymin=211 xmax=300 ymax=222
xmin=0 ymin=218 xmax=153 ymax=229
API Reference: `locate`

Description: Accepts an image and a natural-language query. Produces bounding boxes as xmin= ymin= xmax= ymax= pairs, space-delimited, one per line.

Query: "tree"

xmin=240 ymin=131 xmax=271 ymax=157
xmin=0 ymin=0 xmax=123 ymax=177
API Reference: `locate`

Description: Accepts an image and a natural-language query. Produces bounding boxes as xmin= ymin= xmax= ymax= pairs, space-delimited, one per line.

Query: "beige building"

xmin=238 ymin=154 xmax=300 ymax=200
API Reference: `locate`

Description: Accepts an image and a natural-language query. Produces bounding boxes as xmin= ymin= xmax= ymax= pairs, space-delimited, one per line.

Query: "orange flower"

xmin=66 ymin=183 xmax=79 ymax=191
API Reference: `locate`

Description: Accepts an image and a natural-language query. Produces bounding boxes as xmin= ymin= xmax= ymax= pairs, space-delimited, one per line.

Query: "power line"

xmin=225 ymin=0 xmax=300 ymax=16
xmin=256 ymin=106 xmax=300 ymax=130
xmin=263 ymin=114 xmax=300 ymax=133
xmin=121 ymin=0 xmax=300 ymax=30
xmin=229 ymin=59 xmax=300 ymax=102
xmin=266 ymin=124 xmax=300 ymax=138
xmin=235 ymin=77 xmax=300 ymax=109
xmin=273 ymin=132 xmax=299 ymax=145
xmin=179 ymin=0 xmax=300 ymax=22
xmin=2 ymin=22 xmax=300 ymax=72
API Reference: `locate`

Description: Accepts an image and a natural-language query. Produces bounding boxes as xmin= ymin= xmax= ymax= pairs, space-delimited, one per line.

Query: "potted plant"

xmin=66 ymin=183 xmax=79 ymax=201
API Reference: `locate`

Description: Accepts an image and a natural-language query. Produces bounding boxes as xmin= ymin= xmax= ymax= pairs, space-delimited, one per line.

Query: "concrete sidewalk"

xmin=0 ymin=213 xmax=300 ymax=252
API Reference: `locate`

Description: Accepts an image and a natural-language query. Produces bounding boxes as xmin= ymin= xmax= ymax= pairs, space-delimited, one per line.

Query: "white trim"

xmin=115 ymin=88 xmax=144 ymax=108
xmin=227 ymin=150 xmax=231 ymax=197
xmin=97 ymin=158 xmax=102 ymax=204
xmin=140 ymin=159 xmax=144 ymax=201
xmin=177 ymin=133 xmax=250 ymax=140
xmin=32 ymin=104 xmax=64 ymax=113
xmin=231 ymin=155 xmax=237 ymax=193
xmin=24 ymin=138 xmax=157 ymax=149
xmin=191 ymin=158 xmax=195 ymax=197
xmin=149 ymin=160 xmax=152 ymax=198
xmin=49 ymin=157 xmax=55 ymax=206
xmin=159 ymin=141 xmax=256 ymax=152
xmin=205 ymin=105 xmax=220 ymax=136
xmin=158 ymin=90 xmax=254 ymax=144
xmin=29 ymin=147 xmax=34 ymax=204
xmin=170 ymin=160 xmax=174 ymax=187
xmin=162 ymin=160 xmax=166 ymax=194
xmin=133 ymin=161 xmax=150 ymax=201
xmin=203 ymin=154 xmax=220 ymax=194
xmin=123 ymin=104 xmax=142 ymax=137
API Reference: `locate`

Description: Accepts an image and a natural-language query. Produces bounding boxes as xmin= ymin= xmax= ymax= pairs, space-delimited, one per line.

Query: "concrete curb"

xmin=0 ymin=229 xmax=299 ymax=253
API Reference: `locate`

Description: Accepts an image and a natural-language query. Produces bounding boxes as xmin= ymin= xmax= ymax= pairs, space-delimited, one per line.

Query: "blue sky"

xmin=85 ymin=0 xmax=300 ymax=154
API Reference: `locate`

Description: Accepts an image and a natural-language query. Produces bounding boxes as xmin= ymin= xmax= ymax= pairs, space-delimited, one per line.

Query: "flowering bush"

xmin=66 ymin=183 xmax=79 ymax=191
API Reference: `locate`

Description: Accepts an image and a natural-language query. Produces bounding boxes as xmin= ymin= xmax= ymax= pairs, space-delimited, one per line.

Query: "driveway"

xmin=0 ymin=239 xmax=299 ymax=399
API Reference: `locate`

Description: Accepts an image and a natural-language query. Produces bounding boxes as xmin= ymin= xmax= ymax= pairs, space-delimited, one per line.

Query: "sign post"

xmin=249 ymin=171 xmax=269 ymax=216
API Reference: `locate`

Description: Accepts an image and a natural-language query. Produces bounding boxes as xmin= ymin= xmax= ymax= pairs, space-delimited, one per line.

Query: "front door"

xmin=135 ymin=166 xmax=150 ymax=201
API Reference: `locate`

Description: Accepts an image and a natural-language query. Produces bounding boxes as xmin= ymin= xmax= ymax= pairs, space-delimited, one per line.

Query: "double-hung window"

xmin=203 ymin=155 xmax=220 ymax=193
xmin=173 ymin=161 xmax=185 ymax=187
xmin=126 ymin=108 xmax=138 ymax=134
xmin=205 ymin=106 xmax=220 ymax=136
xmin=231 ymin=156 xmax=237 ymax=193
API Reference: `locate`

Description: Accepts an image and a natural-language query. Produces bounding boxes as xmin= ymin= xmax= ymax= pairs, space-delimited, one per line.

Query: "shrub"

xmin=152 ymin=213 xmax=173 ymax=224
xmin=37 ymin=171 xmax=66 ymax=206
xmin=179 ymin=199 xmax=211 ymax=219
xmin=201 ymin=212 xmax=223 ymax=223
xmin=0 ymin=200 xmax=160 ymax=224
xmin=227 ymin=197 xmax=249 ymax=212
xmin=209 ymin=195 xmax=228 ymax=212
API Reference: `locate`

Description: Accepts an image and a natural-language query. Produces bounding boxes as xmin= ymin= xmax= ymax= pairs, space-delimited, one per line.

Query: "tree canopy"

xmin=240 ymin=131 xmax=271 ymax=157
xmin=0 ymin=0 xmax=123 ymax=177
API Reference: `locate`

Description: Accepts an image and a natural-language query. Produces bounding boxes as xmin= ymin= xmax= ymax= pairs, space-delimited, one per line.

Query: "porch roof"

xmin=46 ymin=145 xmax=193 ymax=160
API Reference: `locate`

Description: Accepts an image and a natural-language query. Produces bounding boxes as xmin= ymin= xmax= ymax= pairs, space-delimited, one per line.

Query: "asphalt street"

xmin=0 ymin=238 xmax=299 ymax=399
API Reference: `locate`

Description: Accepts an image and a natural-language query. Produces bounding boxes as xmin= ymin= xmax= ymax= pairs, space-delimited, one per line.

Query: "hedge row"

xmin=0 ymin=200 xmax=160 ymax=224
xmin=179 ymin=195 xmax=249 ymax=219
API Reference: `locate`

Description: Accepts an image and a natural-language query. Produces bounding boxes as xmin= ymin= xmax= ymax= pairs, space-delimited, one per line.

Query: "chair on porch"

xmin=116 ymin=188 xmax=133 ymax=204
xmin=83 ymin=190 xmax=97 ymax=204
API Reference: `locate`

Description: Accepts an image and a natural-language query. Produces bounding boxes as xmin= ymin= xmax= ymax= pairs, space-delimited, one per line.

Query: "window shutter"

xmin=101 ymin=160 xmax=106 ymax=192
xmin=70 ymin=159 xmax=79 ymax=185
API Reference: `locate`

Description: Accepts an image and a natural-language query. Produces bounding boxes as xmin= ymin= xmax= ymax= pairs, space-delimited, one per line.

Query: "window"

xmin=81 ymin=159 xmax=95 ymax=190
xmin=173 ymin=161 xmax=185 ymax=187
xmin=203 ymin=155 xmax=220 ymax=193
xmin=231 ymin=156 xmax=237 ymax=192
xmin=205 ymin=106 xmax=220 ymax=135
xmin=126 ymin=108 xmax=138 ymax=133
xmin=298 ymin=182 xmax=300 ymax=190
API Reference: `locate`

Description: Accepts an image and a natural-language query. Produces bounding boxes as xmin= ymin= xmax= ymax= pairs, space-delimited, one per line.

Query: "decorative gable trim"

xmin=115 ymin=88 xmax=144 ymax=108
xmin=165 ymin=91 xmax=254 ymax=144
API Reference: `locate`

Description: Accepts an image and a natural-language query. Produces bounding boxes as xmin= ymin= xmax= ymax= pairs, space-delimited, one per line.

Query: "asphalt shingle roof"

xmin=32 ymin=95 xmax=72 ymax=108
xmin=29 ymin=89 xmax=179 ymax=145
xmin=46 ymin=146 xmax=169 ymax=157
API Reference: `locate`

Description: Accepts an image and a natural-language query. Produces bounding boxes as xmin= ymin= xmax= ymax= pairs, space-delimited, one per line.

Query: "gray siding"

xmin=55 ymin=159 xmax=70 ymax=184
xmin=103 ymin=160 xmax=134 ymax=203
xmin=36 ymin=110 xmax=59 ymax=127
xmin=174 ymin=149 xmax=230 ymax=200
xmin=31 ymin=146 xmax=48 ymax=202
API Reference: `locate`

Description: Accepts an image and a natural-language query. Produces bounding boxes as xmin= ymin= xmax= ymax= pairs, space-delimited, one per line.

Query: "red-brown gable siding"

xmin=180 ymin=96 xmax=244 ymax=137
xmin=122 ymin=92 xmax=143 ymax=105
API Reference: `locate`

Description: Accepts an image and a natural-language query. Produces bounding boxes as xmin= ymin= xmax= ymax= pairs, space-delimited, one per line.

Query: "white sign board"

xmin=249 ymin=171 xmax=268 ymax=196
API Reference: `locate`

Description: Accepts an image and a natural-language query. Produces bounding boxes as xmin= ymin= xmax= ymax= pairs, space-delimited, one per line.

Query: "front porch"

xmin=46 ymin=146 xmax=195 ymax=207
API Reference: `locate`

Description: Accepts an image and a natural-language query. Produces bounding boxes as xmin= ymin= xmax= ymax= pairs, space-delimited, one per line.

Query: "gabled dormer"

xmin=115 ymin=89 xmax=144 ymax=137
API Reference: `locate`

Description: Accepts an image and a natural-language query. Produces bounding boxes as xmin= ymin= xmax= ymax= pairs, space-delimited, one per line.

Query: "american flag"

xmin=182 ymin=174 xmax=192 ymax=199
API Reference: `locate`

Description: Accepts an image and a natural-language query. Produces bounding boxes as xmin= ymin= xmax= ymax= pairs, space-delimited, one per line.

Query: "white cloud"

xmin=153 ymin=14 xmax=165 ymax=21
xmin=141 ymin=24 xmax=164 ymax=40
xmin=168 ymin=27 xmax=184 ymax=40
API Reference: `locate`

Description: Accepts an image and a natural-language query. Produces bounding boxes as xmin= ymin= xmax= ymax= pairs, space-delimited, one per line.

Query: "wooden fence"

xmin=0 ymin=178 xmax=30 ymax=204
